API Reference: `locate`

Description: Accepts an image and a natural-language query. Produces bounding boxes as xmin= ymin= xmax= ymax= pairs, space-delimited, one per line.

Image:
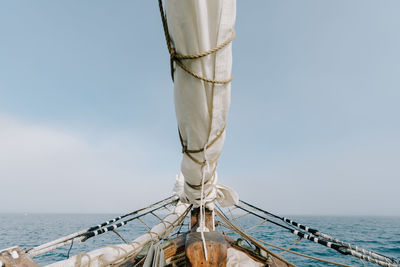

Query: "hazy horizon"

xmin=1 ymin=0 xmax=399 ymax=216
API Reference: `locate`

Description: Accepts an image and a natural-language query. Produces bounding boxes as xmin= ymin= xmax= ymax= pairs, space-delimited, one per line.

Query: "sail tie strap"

xmin=178 ymin=125 xmax=226 ymax=166
xmin=158 ymin=0 xmax=234 ymax=84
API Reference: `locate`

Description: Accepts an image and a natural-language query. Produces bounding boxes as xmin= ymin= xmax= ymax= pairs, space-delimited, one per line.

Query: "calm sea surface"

xmin=1 ymin=214 xmax=399 ymax=266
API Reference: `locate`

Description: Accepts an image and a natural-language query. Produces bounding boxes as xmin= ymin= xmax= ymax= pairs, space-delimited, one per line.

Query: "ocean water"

xmin=1 ymin=213 xmax=399 ymax=266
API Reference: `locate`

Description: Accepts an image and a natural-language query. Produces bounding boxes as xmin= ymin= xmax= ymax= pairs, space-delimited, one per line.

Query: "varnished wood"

xmin=185 ymin=208 xmax=227 ymax=267
xmin=185 ymin=232 xmax=227 ymax=267
xmin=190 ymin=207 xmax=214 ymax=232
xmin=164 ymin=235 xmax=186 ymax=260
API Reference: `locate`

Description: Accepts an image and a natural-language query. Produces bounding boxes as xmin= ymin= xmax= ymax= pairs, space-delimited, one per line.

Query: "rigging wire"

xmin=87 ymin=195 xmax=177 ymax=232
xmin=238 ymin=200 xmax=399 ymax=266
xmin=215 ymin=206 xmax=297 ymax=267
xmin=240 ymin=200 xmax=319 ymax=234
xmin=234 ymin=204 xmax=347 ymax=253
xmin=217 ymin=206 xmax=353 ymax=267
xmin=27 ymin=196 xmax=178 ymax=257
xmin=83 ymin=199 xmax=178 ymax=240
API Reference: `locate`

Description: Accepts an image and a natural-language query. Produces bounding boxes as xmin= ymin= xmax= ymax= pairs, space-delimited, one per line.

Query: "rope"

xmin=318 ymin=232 xmax=398 ymax=265
xmin=158 ymin=0 xmax=234 ymax=84
xmin=214 ymin=207 xmax=297 ymax=267
xmin=347 ymin=250 xmax=398 ymax=267
xmin=178 ymin=127 xmax=226 ymax=167
xmin=196 ymin=148 xmax=211 ymax=261
xmin=67 ymin=239 xmax=74 ymax=259
xmin=158 ymin=0 xmax=231 ymax=173
xmin=178 ymin=126 xmax=225 ymax=163
xmin=216 ymin=208 xmax=353 ymax=267
xmin=112 ymin=230 xmax=128 ymax=245
xmin=108 ymin=204 xmax=192 ymax=267
xmin=236 ymin=204 xmax=354 ymax=254
xmin=74 ymin=252 xmax=92 ymax=267
xmin=240 ymin=200 xmax=319 ymax=234
xmin=83 ymin=199 xmax=178 ymax=240
xmin=27 ymin=196 xmax=177 ymax=257
xmin=253 ymin=236 xmax=353 ymax=267
xmin=88 ymin=195 xmax=176 ymax=232
xmin=239 ymin=200 xmax=399 ymax=266
xmin=104 ymin=211 xmax=189 ymax=267
xmin=173 ymin=59 xmax=233 ymax=84
xmin=173 ymin=31 xmax=236 ymax=60
xmin=158 ymin=0 xmax=234 ymax=260
xmin=133 ymin=256 xmax=146 ymax=267
xmin=277 ymin=237 xmax=302 ymax=256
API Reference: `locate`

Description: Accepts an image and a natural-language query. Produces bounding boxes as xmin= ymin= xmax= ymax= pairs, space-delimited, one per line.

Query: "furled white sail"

xmin=163 ymin=0 xmax=238 ymax=210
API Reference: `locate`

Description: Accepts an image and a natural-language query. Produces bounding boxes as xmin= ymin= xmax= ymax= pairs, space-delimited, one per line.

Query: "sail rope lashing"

xmin=157 ymin=0 xmax=235 ymax=197
xmin=158 ymin=0 xmax=230 ymax=184
xmin=27 ymin=196 xmax=178 ymax=257
xmin=158 ymin=0 xmax=235 ymax=261
xmin=239 ymin=200 xmax=399 ymax=266
xmin=178 ymin=125 xmax=226 ymax=167
xmin=158 ymin=0 xmax=234 ymax=84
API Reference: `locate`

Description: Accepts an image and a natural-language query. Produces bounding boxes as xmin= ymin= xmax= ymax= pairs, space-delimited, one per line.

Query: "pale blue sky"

xmin=0 ymin=1 xmax=399 ymax=215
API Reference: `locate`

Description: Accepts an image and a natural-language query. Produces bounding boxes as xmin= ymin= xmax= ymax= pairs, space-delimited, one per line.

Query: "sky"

xmin=0 ymin=1 xmax=399 ymax=215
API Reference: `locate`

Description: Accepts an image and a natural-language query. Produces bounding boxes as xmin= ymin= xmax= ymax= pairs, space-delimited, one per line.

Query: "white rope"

xmin=197 ymin=145 xmax=210 ymax=261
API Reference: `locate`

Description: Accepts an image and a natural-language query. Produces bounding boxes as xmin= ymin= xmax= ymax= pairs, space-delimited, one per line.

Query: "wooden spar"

xmin=189 ymin=207 xmax=214 ymax=232
xmin=185 ymin=208 xmax=228 ymax=267
xmin=186 ymin=232 xmax=228 ymax=267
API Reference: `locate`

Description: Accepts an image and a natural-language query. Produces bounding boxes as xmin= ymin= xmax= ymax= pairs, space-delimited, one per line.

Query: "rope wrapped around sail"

xmin=159 ymin=0 xmax=238 ymax=210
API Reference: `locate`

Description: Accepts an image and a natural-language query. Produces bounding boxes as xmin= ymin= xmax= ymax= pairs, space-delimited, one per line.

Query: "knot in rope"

xmin=158 ymin=0 xmax=234 ymax=85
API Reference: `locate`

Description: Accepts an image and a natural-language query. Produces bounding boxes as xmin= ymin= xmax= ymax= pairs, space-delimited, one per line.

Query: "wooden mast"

xmin=185 ymin=208 xmax=228 ymax=267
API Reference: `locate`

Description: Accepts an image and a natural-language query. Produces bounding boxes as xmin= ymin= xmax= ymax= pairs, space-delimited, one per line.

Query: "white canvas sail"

xmin=162 ymin=0 xmax=238 ymax=210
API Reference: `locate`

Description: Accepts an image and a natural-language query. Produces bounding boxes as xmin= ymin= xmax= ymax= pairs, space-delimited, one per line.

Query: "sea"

xmin=1 ymin=214 xmax=399 ymax=266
